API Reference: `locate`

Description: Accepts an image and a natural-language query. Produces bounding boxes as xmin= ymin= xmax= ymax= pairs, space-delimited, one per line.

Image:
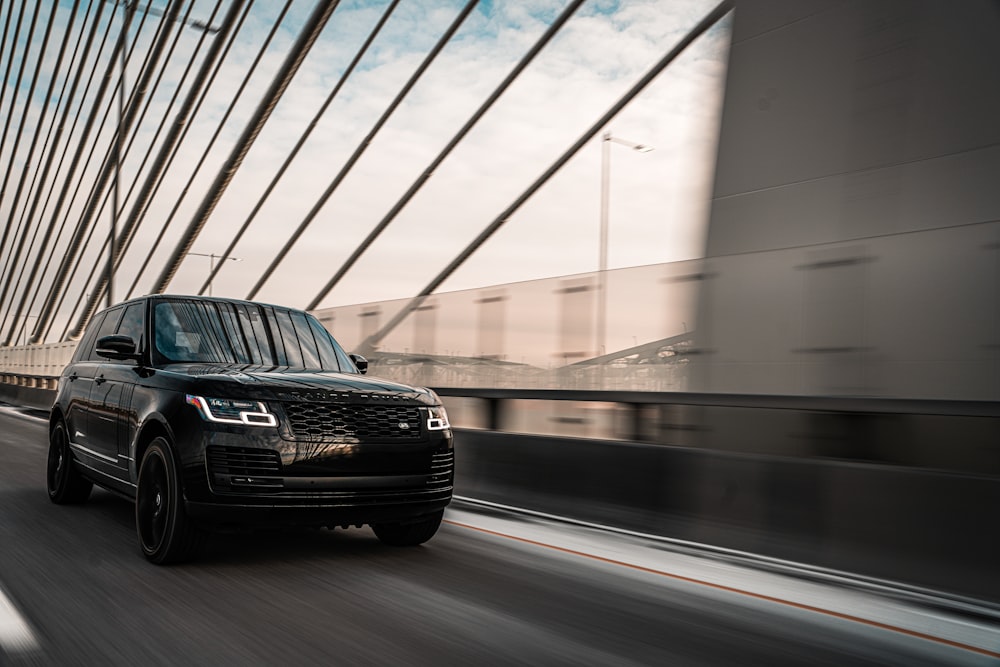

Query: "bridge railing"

xmin=0 ymin=342 xmax=77 ymax=389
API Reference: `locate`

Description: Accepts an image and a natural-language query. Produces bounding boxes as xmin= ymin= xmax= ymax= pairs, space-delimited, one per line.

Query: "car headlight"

xmin=426 ymin=405 xmax=450 ymax=431
xmin=186 ymin=395 xmax=277 ymax=427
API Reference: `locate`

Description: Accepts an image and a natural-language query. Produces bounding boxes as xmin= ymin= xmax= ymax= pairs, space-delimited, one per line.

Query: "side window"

xmin=113 ymin=302 xmax=145 ymax=364
xmin=117 ymin=302 xmax=144 ymax=345
xmin=87 ymin=307 xmax=123 ymax=361
xmin=71 ymin=311 xmax=108 ymax=363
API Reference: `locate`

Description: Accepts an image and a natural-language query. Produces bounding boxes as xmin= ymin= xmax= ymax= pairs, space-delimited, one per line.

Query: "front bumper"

xmin=175 ymin=417 xmax=454 ymax=528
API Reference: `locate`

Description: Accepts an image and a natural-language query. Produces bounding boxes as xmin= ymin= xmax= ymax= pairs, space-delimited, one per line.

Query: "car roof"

xmin=93 ymin=294 xmax=307 ymax=318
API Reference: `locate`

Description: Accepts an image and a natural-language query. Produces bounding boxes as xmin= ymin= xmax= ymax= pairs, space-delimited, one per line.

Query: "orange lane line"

xmin=443 ymin=519 xmax=1000 ymax=660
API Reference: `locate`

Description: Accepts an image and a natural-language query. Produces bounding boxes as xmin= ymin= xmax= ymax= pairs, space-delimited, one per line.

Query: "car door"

xmin=63 ymin=310 xmax=114 ymax=453
xmin=92 ymin=301 xmax=145 ymax=467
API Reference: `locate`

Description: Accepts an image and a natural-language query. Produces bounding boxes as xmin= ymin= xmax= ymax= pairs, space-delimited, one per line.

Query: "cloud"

xmin=0 ymin=0 xmax=730 ymax=340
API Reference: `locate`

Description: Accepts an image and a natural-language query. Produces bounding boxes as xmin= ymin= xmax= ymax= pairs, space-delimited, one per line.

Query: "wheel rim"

xmin=137 ymin=451 xmax=169 ymax=552
xmin=47 ymin=426 xmax=68 ymax=496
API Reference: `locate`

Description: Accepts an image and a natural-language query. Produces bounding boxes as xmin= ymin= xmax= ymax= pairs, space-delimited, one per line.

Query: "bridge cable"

xmin=244 ymin=0 xmax=481 ymax=302
xmin=0 ymin=1 xmax=65 ymax=339
xmin=68 ymin=0 xmax=243 ymax=339
xmin=31 ymin=0 xmax=181 ymax=342
xmin=0 ymin=1 xmax=43 ymax=275
xmin=54 ymin=0 xmax=222 ymax=340
xmin=124 ymin=0 xmax=289 ymax=301
xmin=148 ymin=0 xmax=344 ymax=296
xmin=357 ymin=0 xmax=734 ymax=354
xmin=0 ymin=1 xmax=93 ymax=345
xmin=27 ymin=5 xmax=138 ymax=343
xmin=107 ymin=0 xmax=254 ymax=282
xmin=0 ymin=0 xmax=22 ymax=174
xmin=196 ymin=0 xmax=402 ymax=297
xmin=306 ymin=0 xmax=587 ymax=311
xmin=9 ymin=1 xmax=114 ymax=345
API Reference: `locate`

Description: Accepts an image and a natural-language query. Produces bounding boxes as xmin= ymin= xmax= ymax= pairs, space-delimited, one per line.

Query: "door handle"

xmin=95 ymin=375 xmax=107 ymax=385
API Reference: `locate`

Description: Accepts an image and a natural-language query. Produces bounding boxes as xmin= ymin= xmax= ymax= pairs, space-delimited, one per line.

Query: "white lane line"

xmin=0 ymin=585 xmax=39 ymax=653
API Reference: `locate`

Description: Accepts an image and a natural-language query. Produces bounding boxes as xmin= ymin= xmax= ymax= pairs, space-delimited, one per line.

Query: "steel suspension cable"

xmin=69 ymin=0 xmax=241 ymax=339
xmin=358 ymin=0 xmax=734 ymax=353
xmin=39 ymin=10 xmax=163 ymax=345
xmin=124 ymin=0 xmax=291 ymax=301
xmin=305 ymin=0 xmax=586 ymax=310
xmin=32 ymin=0 xmax=181 ymax=342
xmin=0 ymin=1 xmax=41 ymax=268
xmin=197 ymin=0 xmax=402 ymax=296
xmin=22 ymin=5 xmax=120 ymax=344
xmin=111 ymin=0 xmax=253 ymax=275
xmin=150 ymin=0 xmax=343 ymax=296
xmin=0 ymin=1 xmax=94 ymax=346
xmin=0 ymin=1 xmax=20 ymax=164
xmin=0 ymin=1 xmax=64 ymax=339
xmin=245 ymin=0 xmax=480 ymax=302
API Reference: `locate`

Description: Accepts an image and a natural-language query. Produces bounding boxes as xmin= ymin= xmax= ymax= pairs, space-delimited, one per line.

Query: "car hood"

xmin=157 ymin=364 xmax=437 ymax=404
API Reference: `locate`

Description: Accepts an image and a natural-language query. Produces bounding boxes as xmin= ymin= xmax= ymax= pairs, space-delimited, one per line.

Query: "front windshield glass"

xmin=153 ymin=299 xmax=354 ymax=372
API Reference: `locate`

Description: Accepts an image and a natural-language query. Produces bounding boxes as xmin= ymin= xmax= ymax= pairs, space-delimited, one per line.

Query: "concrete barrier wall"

xmin=5 ymin=381 xmax=996 ymax=600
xmin=454 ymin=428 xmax=1000 ymax=601
xmin=0 ymin=383 xmax=57 ymax=411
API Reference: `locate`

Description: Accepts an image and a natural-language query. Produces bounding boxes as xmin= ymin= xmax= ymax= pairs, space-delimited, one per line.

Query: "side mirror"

xmin=96 ymin=334 xmax=139 ymax=360
xmin=350 ymin=354 xmax=368 ymax=375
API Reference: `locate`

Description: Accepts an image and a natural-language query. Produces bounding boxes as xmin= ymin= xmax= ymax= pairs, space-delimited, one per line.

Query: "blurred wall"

xmin=691 ymin=0 xmax=1000 ymax=399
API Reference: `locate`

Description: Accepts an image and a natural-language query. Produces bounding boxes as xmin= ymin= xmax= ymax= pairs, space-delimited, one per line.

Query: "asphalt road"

xmin=0 ymin=406 xmax=995 ymax=666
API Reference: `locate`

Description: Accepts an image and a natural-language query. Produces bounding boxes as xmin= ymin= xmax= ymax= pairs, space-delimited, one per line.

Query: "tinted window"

xmin=87 ymin=307 xmax=123 ymax=361
xmin=114 ymin=302 xmax=145 ymax=359
xmin=72 ymin=311 xmax=108 ymax=363
xmin=151 ymin=299 xmax=352 ymax=371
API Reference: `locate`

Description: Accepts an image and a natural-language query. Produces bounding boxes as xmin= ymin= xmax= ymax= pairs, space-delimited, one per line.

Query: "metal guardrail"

xmin=433 ymin=387 xmax=1000 ymax=418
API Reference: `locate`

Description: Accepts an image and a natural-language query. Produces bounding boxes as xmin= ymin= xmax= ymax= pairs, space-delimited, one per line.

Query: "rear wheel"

xmin=136 ymin=437 xmax=204 ymax=564
xmin=47 ymin=421 xmax=92 ymax=504
xmin=372 ymin=510 xmax=444 ymax=547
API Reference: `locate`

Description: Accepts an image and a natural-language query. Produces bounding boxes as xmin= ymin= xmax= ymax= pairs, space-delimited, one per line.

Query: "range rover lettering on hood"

xmin=277 ymin=390 xmax=421 ymax=403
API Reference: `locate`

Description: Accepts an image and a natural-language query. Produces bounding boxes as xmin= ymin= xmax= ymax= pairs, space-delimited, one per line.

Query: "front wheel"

xmin=372 ymin=510 xmax=444 ymax=547
xmin=47 ymin=421 xmax=92 ymax=504
xmin=136 ymin=438 xmax=205 ymax=564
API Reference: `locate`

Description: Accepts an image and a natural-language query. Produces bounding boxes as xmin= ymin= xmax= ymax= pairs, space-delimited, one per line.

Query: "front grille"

xmin=282 ymin=402 xmax=423 ymax=442
xmin=206 ymin=446 xmax=282 ymax=476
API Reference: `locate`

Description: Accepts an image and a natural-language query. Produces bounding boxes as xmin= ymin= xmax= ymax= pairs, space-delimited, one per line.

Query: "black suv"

xmin=47 ymin=295 xmax=453 ymax=563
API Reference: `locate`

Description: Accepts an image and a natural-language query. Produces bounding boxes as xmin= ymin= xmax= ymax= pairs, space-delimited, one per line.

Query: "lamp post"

xmin=109 ymin=1 xmax=136 ymax=308
xmin=189 ymin=252 xmax=241 ymax=296
xmin=18 ymin=316 xmax=38 ymax=347
xmin=597 ymin=131 xmax=652 ymax=355
xmin=107 ymin=1 xmax=220 ymax=308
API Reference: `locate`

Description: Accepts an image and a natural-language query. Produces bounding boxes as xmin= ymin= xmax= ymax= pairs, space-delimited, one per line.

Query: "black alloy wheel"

xmin=136 ymin=437 xmax=204 ymax=564
xmin=47 ymin=421 xmax=92 ymax=504
xmin=372 ymin=510 xmax=444 ymax=547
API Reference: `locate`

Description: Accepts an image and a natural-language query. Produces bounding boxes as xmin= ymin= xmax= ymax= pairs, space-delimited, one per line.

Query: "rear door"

xmin=63 ymin=310 xmax=115 ymax=452
xmin=92 ymin=301 xmax=146 ymax=467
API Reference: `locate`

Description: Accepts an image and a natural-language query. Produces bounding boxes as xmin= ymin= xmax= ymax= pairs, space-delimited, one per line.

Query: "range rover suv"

xmin=47 ymin=295 xmax=453 ymax=563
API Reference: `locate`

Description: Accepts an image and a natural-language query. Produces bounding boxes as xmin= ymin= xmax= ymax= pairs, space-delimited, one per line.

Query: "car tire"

xmin=47 ymin=420 xmax=93 ymax=504
xmin=371 ymin=510 xmax=444 ymax=547
xmin=136 ymin=437 xmax=205 ymax=564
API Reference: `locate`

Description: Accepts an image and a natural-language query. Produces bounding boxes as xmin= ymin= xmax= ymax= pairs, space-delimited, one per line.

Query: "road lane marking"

xmin=445 ymin=519 xmax=1000 ymax=660
xmin=0 ymin=585 xmax=39 ymax=654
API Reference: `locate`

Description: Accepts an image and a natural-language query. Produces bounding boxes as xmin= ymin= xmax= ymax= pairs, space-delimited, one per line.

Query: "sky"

xmin=0 ymin=0 xmax=730 ymax=343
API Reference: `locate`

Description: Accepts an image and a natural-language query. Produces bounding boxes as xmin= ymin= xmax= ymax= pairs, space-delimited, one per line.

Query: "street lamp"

xmin=17 ymin=316 xmax=38 ymax=347
xmin=598 ymin=131 xmax=653 ymax=355
xmin=189 ymin=253 xmax=241 ymax=296
xmin=107 ymin=1 xmax=220 ymax=308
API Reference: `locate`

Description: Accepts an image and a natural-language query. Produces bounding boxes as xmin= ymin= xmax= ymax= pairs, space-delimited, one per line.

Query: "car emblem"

xmin=398 ymin=422 xmax=410 ymax=430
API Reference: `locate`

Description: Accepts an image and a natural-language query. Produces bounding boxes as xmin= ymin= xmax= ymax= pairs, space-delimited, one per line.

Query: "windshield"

xmin=153 ymin=299 xmax=355 ymax=371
